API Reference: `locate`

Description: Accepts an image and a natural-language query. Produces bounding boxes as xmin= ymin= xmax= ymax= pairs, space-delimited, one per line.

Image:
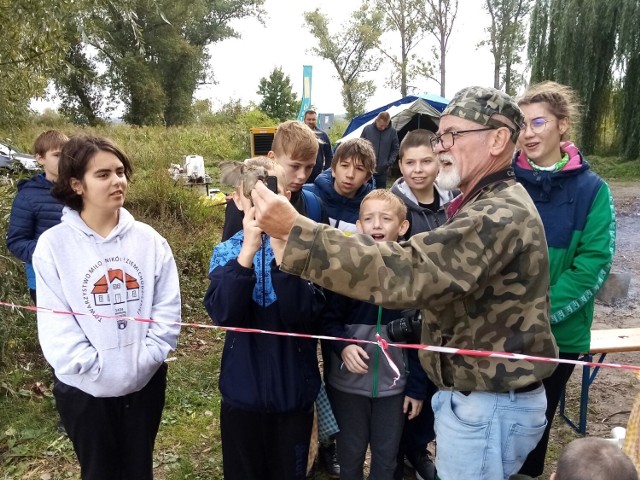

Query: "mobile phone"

xmin=266 ymin=175 xmax=278 ymax=194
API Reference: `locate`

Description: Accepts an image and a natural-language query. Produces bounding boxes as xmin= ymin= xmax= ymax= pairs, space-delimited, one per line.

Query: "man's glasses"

xmin=430 ymin=127 xmax=495 ymax=150
xmin=520 ymin=117 xmax=551 ymax=134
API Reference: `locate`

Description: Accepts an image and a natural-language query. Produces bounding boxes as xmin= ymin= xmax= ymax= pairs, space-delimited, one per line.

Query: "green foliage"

xmin=257 ymin=67 xmax=300 ymax=122
xmin=0 ymin=0 xmax=75 ymax=127
xmin=526 ymin=0 xmax=623 ymax=154
xmin=86 ymin=0 xmax=265 ymax=126
xmin=304 ymin=4 xmax=383 ymax=119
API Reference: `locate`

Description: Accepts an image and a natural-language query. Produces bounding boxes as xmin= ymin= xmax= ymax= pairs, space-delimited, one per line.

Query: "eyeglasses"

xmin=430 ymin=127 xmax=496 ymax=150
xmin=520 ymin=117 xmax=551 ymax=134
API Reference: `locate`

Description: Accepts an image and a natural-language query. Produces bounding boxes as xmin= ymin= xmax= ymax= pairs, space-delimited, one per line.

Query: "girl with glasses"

xmin=513 ymin=81 xmax=616 ymax=478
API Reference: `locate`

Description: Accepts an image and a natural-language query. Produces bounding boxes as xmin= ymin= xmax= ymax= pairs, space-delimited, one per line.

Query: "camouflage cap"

xmin=442 ymin=86 xmax=523 ymax=143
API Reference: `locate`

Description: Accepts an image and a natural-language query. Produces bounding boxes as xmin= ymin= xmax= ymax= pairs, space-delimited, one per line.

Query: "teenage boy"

xmin=218 ymin=121 xmax=334 ymax=476
xmin=7 ymin=130 xmax=69 ymax=304
xmin=390 ymin=129 xmax=457 ymax=480
xmin=221 ymin=121 xmax=325 ymax=241
xmin=304 ymin=138 xmax=375 ymax=233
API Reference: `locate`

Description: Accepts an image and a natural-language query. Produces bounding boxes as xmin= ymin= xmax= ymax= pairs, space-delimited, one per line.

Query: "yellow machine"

xmin=250 ymin=127 xmax=277 ymax=157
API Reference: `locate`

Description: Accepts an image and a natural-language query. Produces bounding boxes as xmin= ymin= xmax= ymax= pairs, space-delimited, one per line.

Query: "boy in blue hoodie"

xmin=321 ymin=189 xmax=427 ymax=480
xmin=7 ymin=130 xmax=68 ymax=303
xmin=304 ymin=137 xmax=375 ymax=233
xmin=204 ymin=157 xmax=326 ymax=480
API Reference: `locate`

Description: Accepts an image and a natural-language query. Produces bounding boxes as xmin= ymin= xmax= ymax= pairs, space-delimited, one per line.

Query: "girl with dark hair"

xmin=33 ymin=135 xmax=181 ymax=480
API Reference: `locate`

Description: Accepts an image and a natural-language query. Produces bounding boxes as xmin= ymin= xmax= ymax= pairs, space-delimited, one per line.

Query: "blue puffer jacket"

xmin=204 ymin=231 xmax=325 ymax=413
xmin=6 ymin=173 xmax=63 ymax=289
xmin=303 ymin=168 xmax=373 ymax=233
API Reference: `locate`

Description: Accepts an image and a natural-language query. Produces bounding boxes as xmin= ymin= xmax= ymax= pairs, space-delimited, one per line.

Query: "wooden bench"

xmin=559 ymin=327 xmax=640 ymax=434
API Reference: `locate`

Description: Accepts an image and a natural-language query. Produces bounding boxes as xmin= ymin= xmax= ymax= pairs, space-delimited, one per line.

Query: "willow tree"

xmin=482 ymin=0 xmax=531 ymax=96
xmin=305 ymin=4 xmax=383 ymax=119
xmin=616 ymin=0 xmax=640 ymax=159
xmin=527 ymin=0 xmax=622 ymax=153
xmin=0 ymin=0 xmax=78 ymax=126
xmin=375 ymin=0 xmax=426 ymax=97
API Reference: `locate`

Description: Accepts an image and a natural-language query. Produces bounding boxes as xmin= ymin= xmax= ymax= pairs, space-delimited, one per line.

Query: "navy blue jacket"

xmin=204 ymin=233 xmax=325 ymax=413
xmin=6 ymin=173 xmax=63 ymax=289
xmin=304 ymin=168 xmax=373 ymax=232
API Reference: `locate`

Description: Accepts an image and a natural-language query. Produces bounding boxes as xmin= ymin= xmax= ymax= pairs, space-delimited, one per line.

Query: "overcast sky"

xmin=201 ymin=0 xmax=497 ymax=115
xmin=33 ymin=0 xmax=500 ymax=116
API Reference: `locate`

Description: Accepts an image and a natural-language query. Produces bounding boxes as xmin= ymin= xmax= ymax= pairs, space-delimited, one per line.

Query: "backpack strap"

xmin=301 ymin=189 xmax=322 ymax=222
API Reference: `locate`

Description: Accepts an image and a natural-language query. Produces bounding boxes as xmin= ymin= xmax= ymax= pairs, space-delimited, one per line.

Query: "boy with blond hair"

xmin=222 ymin=121 xmax=325 ymax=240
xmin=304 ymin=138 xmax=375 ymax=234
xmin=321 ymin=189 xmax=425 ymax=480
xmin=7 ymin=130 xmax=69 ymax=303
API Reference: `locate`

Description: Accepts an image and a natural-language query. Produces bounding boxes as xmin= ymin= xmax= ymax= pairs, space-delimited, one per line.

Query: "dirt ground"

xmin=558 ymin=181 xmax=640 ymax=441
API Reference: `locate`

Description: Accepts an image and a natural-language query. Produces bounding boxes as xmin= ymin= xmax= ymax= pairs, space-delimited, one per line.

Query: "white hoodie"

xmin=33 ymin=207 xmax=181 ymax=397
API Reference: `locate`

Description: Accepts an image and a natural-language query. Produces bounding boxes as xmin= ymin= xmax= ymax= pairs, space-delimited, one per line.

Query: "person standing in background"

xmin=304 ymin=110 xmax=333 ymax=183
xmin=7 ymin=130 xmax=68 ymax=304
xmin=360 ymin=111 xmax=399 ymax=189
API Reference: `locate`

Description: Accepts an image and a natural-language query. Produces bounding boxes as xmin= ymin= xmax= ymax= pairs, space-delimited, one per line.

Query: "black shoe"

xmin=405 ymin=450 xmax=435 ymax=480
xmin=318 ymin=442 xmax=340 ymax=478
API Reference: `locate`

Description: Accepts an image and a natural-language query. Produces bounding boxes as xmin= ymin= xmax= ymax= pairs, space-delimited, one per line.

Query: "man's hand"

xmin=251 ymin=182 xmax=299 ymax=240
xmin=340 ymin=345 xmax=369 ymax=374
xmin=403 ymin=396 xmax=424 ymax=420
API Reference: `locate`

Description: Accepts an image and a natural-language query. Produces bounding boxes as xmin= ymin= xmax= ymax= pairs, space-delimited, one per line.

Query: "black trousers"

xmin=54 ymin=363 xmax=168 ymax=480
xmin=518 ymin=351 xmax=580 ymax=477
xmin=220 ymin=401 xmax=314 ymax=480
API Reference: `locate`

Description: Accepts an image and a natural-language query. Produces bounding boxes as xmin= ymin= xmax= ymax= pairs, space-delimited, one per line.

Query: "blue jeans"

xmin=432 ymin=386 xmax=547 ymax=480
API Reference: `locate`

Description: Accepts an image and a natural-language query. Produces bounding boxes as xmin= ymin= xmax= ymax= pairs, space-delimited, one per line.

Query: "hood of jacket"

xmin=391 ymin=177 xmax=455 ymax=213
xmin=61 ymin=206 xmax=135 ymax=242
xmin=305 ymin=169 xmax=373 ymax=226
xmin=513 ymin=141 xmax=590 ymax=197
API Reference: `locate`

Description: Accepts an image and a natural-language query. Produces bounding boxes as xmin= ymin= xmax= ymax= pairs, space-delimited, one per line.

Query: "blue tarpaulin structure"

xmin=339 ymin=93 xmax=449 ymax=144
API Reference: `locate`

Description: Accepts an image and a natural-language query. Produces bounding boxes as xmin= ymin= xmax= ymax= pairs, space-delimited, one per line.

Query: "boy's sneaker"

xmin=318 ymin=441 xmax=340 ymax=478
xmin=405 ymin=449 xmax=435 ymax=480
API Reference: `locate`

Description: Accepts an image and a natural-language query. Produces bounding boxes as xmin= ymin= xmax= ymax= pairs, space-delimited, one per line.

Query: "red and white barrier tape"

xmin=2 ymin=300 xmax=640 ymax=375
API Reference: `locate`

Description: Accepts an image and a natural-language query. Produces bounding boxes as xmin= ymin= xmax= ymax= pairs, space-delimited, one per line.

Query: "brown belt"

xmin=459 ymin=381 xmax=543 ymax=397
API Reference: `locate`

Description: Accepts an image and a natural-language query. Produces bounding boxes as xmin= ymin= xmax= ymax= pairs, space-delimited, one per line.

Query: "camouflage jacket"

xmin=280 ymin=175 xmax=558 ymax=392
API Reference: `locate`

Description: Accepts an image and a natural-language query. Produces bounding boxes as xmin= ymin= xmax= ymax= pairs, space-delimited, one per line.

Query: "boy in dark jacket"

xmin=303 ymin=138 xmax=375 ymax=234
xmin=7 ymin=130 xmax=68 ymax=303
xmin=204 ymin=157 xmax=325 ymax=480
xmin=322 ymin=190 xmax=426 ymax=480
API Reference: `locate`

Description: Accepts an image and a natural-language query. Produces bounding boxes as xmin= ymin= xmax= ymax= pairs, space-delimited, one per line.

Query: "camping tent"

xmin=338 ymin=93 xmax=449 ymax=145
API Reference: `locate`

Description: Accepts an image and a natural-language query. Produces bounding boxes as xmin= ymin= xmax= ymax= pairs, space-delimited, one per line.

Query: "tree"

xmin=420 ymin=0 xmax=459 ymax=98
xmin=257 ymin=67 xmax=300 ymax=122
xmin=55 ymin=0 xmax=265 ymax=126
xmin=304 ymin=4 xmax=383 ymax=119
xmin=376 ymin=0 xmax=427 ymax=97
xmin=526 ymin=0 xmax=622 ymax=153
xmin=616 ymin=0 xmax=640 ymax=159
xmin=0 ymin=0 xmax=77 ymax=127
xmin=482 ymin=0 xmax=531 ymax=96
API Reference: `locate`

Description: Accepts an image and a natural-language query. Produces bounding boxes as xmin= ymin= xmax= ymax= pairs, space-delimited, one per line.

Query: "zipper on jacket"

xmin=372 ymin=306 xmax=383 ymax=398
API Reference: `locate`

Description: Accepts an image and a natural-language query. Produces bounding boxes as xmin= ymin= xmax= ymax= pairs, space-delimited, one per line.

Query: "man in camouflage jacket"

xmin=252 ymin=86 xmax=558 ymax=480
